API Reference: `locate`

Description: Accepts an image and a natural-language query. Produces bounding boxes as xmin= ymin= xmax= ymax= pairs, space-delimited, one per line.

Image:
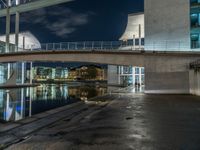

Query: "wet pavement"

xmin=4 ymin=92 xmax=200 ymax=150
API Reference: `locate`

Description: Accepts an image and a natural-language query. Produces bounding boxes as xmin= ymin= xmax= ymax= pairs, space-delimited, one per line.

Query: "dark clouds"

xmin=20 ymin=6 xmax=94 ymax=38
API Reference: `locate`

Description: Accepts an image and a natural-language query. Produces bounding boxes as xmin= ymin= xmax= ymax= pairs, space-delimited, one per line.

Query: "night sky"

xmin=0 ymin=0 xmax=144 ymax=43
xmin=0 ymin=0 xmax=144 ymax=68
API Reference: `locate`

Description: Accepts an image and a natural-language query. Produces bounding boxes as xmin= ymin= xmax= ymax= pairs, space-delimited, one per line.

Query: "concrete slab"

xmin=5 ymin=93 xmax=200 ymax=150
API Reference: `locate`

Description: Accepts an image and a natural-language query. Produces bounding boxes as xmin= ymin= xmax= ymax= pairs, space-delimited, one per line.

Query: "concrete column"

xmin=7 ymin=63 xmax=11 ymax=80
xmin=30 ymin=62 xmax=33 ymax=84
xmin=132 ymin=35 xmax=135 ymax=50
xmin=21 ymin=62 xmax=25 ymax=84
xmin=15 ymin=12 xmax=20 ymax=52
xmin=139 ymin=68 xmax=142 ymax=86
xmin=20 ymin=88 xmax=24 ymax=118
xmin=16 ymin=0 xmax=20 ymax=5
xmin=144 ymin=56 xmax=190 ymax=94
xmin=7 ymin=0 xmax=11 ymax=7
xmin=138 ymin=24 xmax=141 ymax=50
xmin=29 ymin=88 xmax=32 ymax=117
xmin=107 ymin=65 xmax=120 ymax=85
xmin=5 ymin=6 xmax=10 ymax=53
xmin=132 ymin=67 xmax=135 ymax=85
xmin=198 ymin=14 xmax=200 ymax=26
xmin=118 ymin=66 xmax=121 ymax=84
xmin=23 ymin=36 xmax=25 ymax=50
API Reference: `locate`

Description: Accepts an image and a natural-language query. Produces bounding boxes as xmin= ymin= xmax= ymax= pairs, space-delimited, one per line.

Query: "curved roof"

xmin=120 ymin=13 xmax=144 ymax=40
xmin=0 ymin=31 xmax=41 ymax=50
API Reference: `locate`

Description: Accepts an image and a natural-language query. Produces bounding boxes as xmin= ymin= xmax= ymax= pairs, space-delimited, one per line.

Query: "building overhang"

xmin=120 ymin=13 xmax=144 ymax=40
xmin=0 ymin=0 xmax=74 ymax=17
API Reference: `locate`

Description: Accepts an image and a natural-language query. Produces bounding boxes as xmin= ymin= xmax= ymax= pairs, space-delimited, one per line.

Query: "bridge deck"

xmin=0 ymin=50 xmax=200 ymax=57
xmin=0 ymin=50 xmax=199 ymax=66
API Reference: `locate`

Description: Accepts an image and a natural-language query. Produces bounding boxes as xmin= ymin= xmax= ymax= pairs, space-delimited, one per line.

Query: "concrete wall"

xmin=189 ymin=70 xmax=200 ymax=95
xmin=144 ymin=0 xmax=190 ymax=51
xmin=107 ymin=65 xmax=120 ymax=85
xmin=144 ymin=55 xmax=197 ymax=94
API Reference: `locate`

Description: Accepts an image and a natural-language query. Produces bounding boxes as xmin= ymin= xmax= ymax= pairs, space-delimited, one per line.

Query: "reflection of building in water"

xmin=68 ymin=86 xmax=107 ymax=101
xmin=0 ymin=88 xmax=31 ymax=122
xmin=32 ymin=84 xmax=69 ymax=100
xmin=0 ymin=84 xmax=107 ymax=122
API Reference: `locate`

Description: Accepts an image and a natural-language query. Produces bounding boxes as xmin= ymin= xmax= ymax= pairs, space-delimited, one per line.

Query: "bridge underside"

xmin=0 ymin=50 xmax=200 ymax=95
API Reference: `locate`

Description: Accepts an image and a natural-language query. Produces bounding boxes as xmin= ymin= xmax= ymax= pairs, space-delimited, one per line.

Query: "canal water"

xmin=0 ymin=83 xmax=107 ymax=122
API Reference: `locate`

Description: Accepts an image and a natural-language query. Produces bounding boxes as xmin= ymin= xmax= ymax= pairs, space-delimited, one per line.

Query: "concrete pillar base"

xmin=145 ymin=71 xmax=190 ymax=94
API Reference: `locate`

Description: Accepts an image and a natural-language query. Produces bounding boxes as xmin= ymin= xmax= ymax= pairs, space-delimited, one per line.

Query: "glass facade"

xmin=190 ymin=0 xmax=200 ymax=48
xmin=118 ymin=66 xmax=145 ymax=86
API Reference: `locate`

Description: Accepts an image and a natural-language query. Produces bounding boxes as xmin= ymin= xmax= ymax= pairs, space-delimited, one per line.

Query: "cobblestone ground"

xmin=6 ymin=93 xmax=200 ymax=150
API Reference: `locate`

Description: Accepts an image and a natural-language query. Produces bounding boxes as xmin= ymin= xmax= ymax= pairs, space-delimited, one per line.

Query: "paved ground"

xmin=4 ymin=92 xmax=200 ymax=150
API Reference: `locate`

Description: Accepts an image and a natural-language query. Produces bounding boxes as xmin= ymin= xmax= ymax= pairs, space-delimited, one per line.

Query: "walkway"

xmin=3 ymin=92 xmax=200 ymax=150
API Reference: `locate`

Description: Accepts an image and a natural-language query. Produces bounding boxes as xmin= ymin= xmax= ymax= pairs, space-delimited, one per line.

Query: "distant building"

xmin=68 ymin=68 xmax=77 ymax=80
xmin=33 ymin=65 xmax=105 ymax=81
xmin=55 ymin=67 xmax=68 ymax=79
xmin=68 ymin=65 xmax=107 ymax=81
xmin=0 ymin=31 xmax=41 ymax=50
xmin=33 ymin=67 xmax=68 ymax=81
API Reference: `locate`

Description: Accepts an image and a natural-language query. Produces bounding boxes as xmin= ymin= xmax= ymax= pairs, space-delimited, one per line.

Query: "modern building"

xmin=0 ymin=31 xmax=41 ymax=86
xmin=69 ymin=65 xmax=107 ymax=81
xmin=120 ymin=13 xmax=144 ymax=41
xmin=108 ymin=13 xmax=145 ymax=87
xmin=108 ymin=65 xmax=144 ymax=86
xmin=33 ymin=67 xmax=69 ymax=81
xmin=119 ymin=13 xmax=144 ymax=50
xmin=76 ymin=65 xmax=106 ymax=81
xmin=118 ymin=66 xmax=145 ymax=86
xmin=144 ymin=0 xmax=200 ymax=51
xmin=0 ymin=31 xmax=41 ymax=50
xmin=33 ymin=65 xmax=106 ymax=81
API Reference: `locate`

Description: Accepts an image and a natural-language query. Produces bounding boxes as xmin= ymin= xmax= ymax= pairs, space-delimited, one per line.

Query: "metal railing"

xmin=0 ymin=40 xmax=200 ymax=53
xmin=39 ymin=40 xmax=196 ymax=52
xmin=40 ymin=41 xmax=144 ymax=51
xmin=145 ymin=41 xmax=192 ymax=51
xmin=0 ymin=0 xmax=38 ymax=9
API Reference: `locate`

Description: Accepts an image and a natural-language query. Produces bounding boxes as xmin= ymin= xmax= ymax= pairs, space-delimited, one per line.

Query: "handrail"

xmin=0 ymin=40 xmax=200 ymax=53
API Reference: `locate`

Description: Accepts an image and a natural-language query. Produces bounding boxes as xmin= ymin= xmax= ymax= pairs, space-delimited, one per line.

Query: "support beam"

xmin=30 ymin=62 xmax=33 ymax=84
xmin=5 ymin=7 xmax=10 ymax=53
xmin=138 ymin=24 xmax=141 ymax=50
xmin=0 ymin=0 xmax=74 ymax=17
xmin=21 ymin=62 xmax=25 ymax=84
xmin=15 ymin=12 xmax=20 ymax=52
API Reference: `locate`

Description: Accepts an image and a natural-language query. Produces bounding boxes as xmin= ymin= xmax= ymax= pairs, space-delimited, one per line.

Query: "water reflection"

xmin=0 ymin=84 xmax=107 ymax=122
